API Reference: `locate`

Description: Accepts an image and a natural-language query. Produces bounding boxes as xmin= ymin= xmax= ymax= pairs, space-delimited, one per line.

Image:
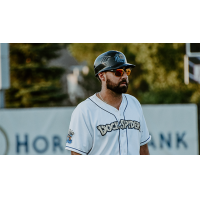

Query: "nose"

xmin=122 ymin=70 xmax=128 ymax=79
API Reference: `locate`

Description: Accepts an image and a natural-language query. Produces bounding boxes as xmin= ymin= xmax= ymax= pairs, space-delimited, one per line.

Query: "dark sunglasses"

xmin=110 ymin=68 xmax=132 ymax=77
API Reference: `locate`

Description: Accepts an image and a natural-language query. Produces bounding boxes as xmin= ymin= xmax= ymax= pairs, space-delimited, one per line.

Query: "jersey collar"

xmin=90 ymin=93 xmax=127 ymax=115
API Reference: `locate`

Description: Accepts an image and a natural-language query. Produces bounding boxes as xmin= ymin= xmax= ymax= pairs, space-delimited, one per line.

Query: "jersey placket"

xmin=120 ymin=129 xmax=128 ymax=155
xmin=116 ymin=110 xmax=128 ymax=155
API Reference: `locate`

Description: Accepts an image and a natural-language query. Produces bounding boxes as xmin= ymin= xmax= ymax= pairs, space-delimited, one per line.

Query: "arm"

xmin=71 ymin=151 xmax=81 ymax=155
xmin=65 ymin=105 xmax=93 ymax=155
xmin=140 ymin=143 xmax=150 ymax=155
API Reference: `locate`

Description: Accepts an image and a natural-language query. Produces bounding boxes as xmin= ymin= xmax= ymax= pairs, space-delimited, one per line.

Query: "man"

xmin=65 ymin=50 xmax=151 ymax=155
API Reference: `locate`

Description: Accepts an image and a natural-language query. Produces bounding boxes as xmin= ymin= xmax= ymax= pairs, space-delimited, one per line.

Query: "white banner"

xmin=142 ymin=104 xmax=199 ymax=155
xmin=0 ymin=108 xmax=74 ymax=155
xmin=0 ymin=104 xmax=198 ymax=155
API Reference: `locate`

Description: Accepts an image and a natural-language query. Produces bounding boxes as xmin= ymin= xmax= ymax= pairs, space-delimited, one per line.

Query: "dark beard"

xmin=106 ymin=78 xmax=128 ymax=94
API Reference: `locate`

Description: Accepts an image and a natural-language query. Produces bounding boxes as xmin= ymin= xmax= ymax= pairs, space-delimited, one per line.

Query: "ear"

xmin=98 ymin=72 xmax=106 ymax=82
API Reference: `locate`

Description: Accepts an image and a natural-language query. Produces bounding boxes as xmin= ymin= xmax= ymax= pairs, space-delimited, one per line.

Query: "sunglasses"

xmin=110 ymin=68 xmax=132 ymax=77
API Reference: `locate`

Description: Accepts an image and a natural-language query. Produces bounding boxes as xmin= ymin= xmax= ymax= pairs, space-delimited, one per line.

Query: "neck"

xmin=98 ymin=88 xmax=123 ymax=110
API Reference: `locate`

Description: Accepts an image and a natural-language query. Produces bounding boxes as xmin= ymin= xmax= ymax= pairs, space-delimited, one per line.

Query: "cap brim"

xmin=113 ymin=63 xmax=136 ymax=69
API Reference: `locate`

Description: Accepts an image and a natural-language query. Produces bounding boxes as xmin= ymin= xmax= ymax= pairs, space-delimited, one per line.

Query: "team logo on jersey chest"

xmin=97 ymin=119 xmax=140 ymax=136
xmin=66 ymin=129 xmax=74 ymax=144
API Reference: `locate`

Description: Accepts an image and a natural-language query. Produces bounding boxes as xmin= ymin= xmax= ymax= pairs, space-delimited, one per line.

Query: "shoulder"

xmin=124 ymin=94 xmax=145 ymax=117
xmin=72 ymin=95 xmax=97 ymax=116
xmin=124 ymin=94 xmax=142 ymax=107
xmin=124 ymin=94 xmax=143 ymax=114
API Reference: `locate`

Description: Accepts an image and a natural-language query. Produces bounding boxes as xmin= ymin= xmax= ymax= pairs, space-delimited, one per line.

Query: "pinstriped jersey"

xmin=65 ymin=93 xmax=151 ymax=155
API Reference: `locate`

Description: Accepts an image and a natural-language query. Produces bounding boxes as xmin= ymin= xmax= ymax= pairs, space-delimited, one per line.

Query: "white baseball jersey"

xmin=65 ymin=93 xmax=151 ymax=155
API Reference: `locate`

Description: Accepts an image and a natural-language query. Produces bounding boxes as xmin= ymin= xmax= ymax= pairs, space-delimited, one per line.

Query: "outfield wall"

xmin=0 ymin=104 xmax=198 ymax=155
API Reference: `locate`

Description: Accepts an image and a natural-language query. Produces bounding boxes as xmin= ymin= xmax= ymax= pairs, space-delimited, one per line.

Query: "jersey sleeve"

xmin=139 ymin=105 xmax=151 ymax=146
xmin=65 ymin=105 xmax=93 ymax=155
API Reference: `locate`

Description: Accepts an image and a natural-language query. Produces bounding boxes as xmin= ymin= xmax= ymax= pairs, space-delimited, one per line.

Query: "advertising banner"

xmin=0 ymin=108 xmax=74 ymax=155
xmin=142 ymin=104 xmax=198 ymax=155
xmin=0 ymin=104 xmax=198 ymax=155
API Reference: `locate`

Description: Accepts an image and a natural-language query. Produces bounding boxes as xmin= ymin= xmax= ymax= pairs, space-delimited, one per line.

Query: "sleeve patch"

xmin=66 ymin=129 xmax=75 ymax=144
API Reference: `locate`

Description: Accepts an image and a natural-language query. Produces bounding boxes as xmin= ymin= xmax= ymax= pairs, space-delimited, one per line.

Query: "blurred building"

xmin=49 ymin=48 xmax=89 ymax=105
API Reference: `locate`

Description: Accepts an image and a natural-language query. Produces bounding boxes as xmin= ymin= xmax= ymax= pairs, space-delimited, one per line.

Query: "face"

xmin=105 ymin=69 xmax=129 ymax=94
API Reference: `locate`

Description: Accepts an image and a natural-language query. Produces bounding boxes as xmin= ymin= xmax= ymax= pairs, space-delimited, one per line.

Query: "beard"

xmin=106 ymin=78 xmax=128 ymax=94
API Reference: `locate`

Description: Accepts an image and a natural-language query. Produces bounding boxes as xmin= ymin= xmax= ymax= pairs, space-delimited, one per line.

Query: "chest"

xmin=88 ymin=105 xmax=142 ymax=155
xmin=90 ymin=104 xmax=141 ymax=137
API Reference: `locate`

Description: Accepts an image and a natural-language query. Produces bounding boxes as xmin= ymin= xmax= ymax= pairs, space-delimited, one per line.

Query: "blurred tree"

xmin=6 ymin=43 xmax=68 ymax=108
xmin=137 ymin=43 xmax=200 ymax=104
xmin=68 ymin=43 xmax=200 ymax=104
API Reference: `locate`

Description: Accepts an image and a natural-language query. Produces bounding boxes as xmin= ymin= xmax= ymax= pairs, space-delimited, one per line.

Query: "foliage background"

xmin=69 ymin=43 xmax=200 ymax=105
xmin=5 ymin=43 xmax=68 ymax=108
xmin=5 ymin=43 xmax=200 ymax=108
